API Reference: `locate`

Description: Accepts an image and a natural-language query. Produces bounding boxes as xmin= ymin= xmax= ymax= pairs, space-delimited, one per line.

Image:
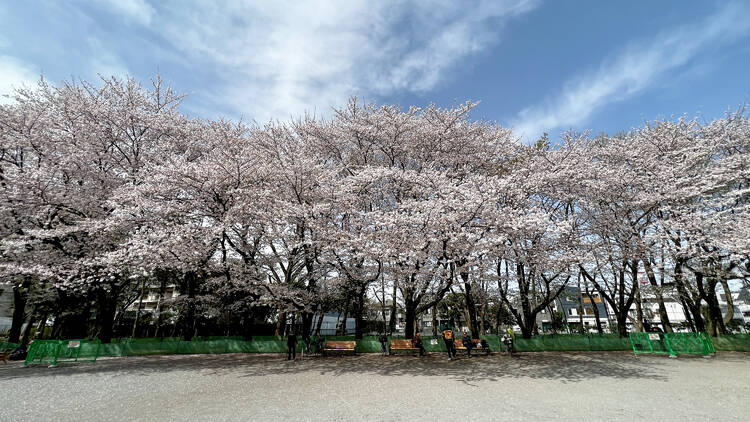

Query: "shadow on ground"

xmin=2 ymin=350 xmax=744 ymax=384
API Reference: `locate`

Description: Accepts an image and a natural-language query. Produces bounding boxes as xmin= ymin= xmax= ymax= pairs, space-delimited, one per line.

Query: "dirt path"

xmin=1 ymin=351 xmax=748 ymax=421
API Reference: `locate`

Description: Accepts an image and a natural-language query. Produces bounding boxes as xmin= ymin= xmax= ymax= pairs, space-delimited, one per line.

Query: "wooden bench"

xmin=323 ymin=340 xmax=356 ymax=355
xmin=455 ymin=338 xmax=490 ymax=354
xmin=389 ymin=339 xmax=420 ymax=355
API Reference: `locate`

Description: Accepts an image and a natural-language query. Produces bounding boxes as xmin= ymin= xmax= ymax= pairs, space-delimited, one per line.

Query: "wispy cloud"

xmin=0 ymin=55 xmax=39 ymax=104
xmin=510 ymin=2 xmax=750 ymax=142
xmin=131 ymin=0 xmax=539 ymax=122
xmin=94 ymin=0 xmax=155 ymax=26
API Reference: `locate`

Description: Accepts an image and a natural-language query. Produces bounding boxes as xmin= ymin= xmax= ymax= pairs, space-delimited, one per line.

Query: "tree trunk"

xmin=388 ymin=279 xmax=398 ymax=335
xmin=689 ymin=301 xmax=706 ymax=333
xmin=480 ymin=301 xmax=487 ymax=335
xmin=616 ymin=312 xmax=628 ymax=338
xmin=20 ymin=313 xmax=36 ymax=346
xmin=696 ymin=273 xmax=725 ymax=336
xmin=354 ymin=288 xmax=365 ymax=339
xmin=679 ymin=297 xmax=696 ymax=332
xmin=275 ymin=310 xmax=287 ymax=338
xmin=633 ymin=263 xmax=644 ymax=332
xmin=519 ymin=319 xmax=534 ymax=339
xmin=674 ymin=262 xmax=704 ymax=332
xmin=154 ymin=272 xmax=168 ymax=339
xmin=315 ymin=308 xmax=325 ymax=336
xmin=380 ymin=280 xmax=387 ymax=329
xmin=8 ymin=283 xmax=28 ymax=344
xmin=301 ymin=311 xmax=315 ymax=340
xmin=182 ymin=272 xmax=198 ymax=341
xmin=337 ymin=295 xmax=350 ymax=336
xmin=460 ymin=272 xmax=479 ymax=338
xmin=495 ymin=302 xmax=503 ymax=334
xmin=642 ymin=256 xmax=673 ymax=332
xmin=432 ymin=304 xmax=438 ymax=336
xmin=132 ymin=278 xmax=146 ymax=338
xmin=51 ymin=313 xmax=63 ymax=339
xmin=36 ymin=313 xmax=49 ymax=339
xmin=719 ymin=278 xmax=735 ymax=327
xmin=634 ymin=285 xmax=644 ymax=332
xmin=583 ymin=277 xmax=603 ymax=334
xmin=96 ymin=286 xmax=119 ymax=343
xmin=404 ymin=297 xmax=416 ymax=339
xmin=462 ymin=305 xmax=472 ymax=334
xmin=576 ymin=274 xmax=585 ymax=333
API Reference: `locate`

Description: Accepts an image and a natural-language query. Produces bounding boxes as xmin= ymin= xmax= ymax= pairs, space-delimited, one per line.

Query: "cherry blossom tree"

xmin=0 ymin=76 xmax=186 ymax=343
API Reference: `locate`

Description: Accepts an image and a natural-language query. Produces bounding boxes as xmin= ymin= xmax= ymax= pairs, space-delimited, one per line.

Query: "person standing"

xmin=303 ymin=333 xmax=311 ymax=355
xmin=379 ymin=332 xmax=389 ymax=356
xmin=442 ymin=327 xmax=456 ymax=360
xmin=287 ymin=332 xmax=298 ymax=361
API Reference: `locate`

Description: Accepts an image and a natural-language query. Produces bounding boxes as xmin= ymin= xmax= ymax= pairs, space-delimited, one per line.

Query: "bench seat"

xmin=454 ymin=338 xmax=481 ymax=350
xmin=455 ymin=338 xmax=490 ymax=354
xmin=323 ymin=340 xmax=356 ymax=354
xmin=390 ymin=339 xmax=419 ymax=354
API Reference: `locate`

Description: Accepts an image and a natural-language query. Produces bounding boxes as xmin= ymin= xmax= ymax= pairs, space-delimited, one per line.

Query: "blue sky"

xmin=1 ymin=0 xmax=749 ymax=142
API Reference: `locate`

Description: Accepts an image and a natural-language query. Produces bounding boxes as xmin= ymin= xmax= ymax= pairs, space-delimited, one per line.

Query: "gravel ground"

xmin=1 ymin=351 xmax=748 ymax=421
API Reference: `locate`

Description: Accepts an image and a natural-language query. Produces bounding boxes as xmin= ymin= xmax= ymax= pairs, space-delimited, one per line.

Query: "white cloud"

xmin=95 ymin=0 xmax=155 ymax=25
xmin=0 ymin=55 xmax=39 ymax=104
xmin=510 ymin=2 xmax=750 ymax=142
xmin=150 ymin=0 xmax=538 ymax=122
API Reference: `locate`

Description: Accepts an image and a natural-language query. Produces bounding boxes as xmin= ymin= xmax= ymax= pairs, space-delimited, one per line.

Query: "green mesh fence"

xmin=494 ymin=334 xmax=632 ymax=352
xmin=711 ymin=334 xmax=750 ymax=352
xmin=25 ymin=339 xmax=101 ymax=365
xmin=630 ymin=332 xmax=672 ymax=355
xmin=667 ymin=332 xmax=715 ymax=355
xmin=1 ymin=341 xmax=20 ymax=351
xmin=423 ymin=336 xmax=449 ymax=352
xmin=20 ymin=332 xmax=740 ymax=362
xmin=392 ymin=334 xmax=632 ymax=353
xmin=369 ymin=334 xmax=633 ymax=354
xmin=630 ymin=332 xmax=715 ymax=356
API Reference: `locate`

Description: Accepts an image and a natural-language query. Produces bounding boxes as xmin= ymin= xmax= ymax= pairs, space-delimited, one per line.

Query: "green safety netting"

xmin=476 ymin=334 xmax=631 ymax=352
xmin=629 ymin=332 xmax=715 ymax=356
xmin=25 ymin=339 xmax=101 ymax=365
xmin=709 ymin=334 xmax=750 ymax=352
xmin=394 ymin=334 xmax=632 ymax=353
xmin=515 ymin=334 xmax=623 ymax=352
xmin=18 ymin=332 xmax=745 ymax=363
xmin=1 ymin=341 xmax=20 ymax=351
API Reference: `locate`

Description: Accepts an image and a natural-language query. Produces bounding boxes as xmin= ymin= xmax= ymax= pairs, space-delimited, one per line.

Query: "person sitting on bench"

xmin=462 ymin=331 xmax=473 ymax=358
xmin=413 ymin=332 xmax=425 ymax=356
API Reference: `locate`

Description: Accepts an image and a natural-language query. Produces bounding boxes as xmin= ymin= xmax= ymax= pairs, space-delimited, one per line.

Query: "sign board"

xmin=648 ymin=334 xmax=660 ymax=341
xmin=68 ymin=340 xmax=81 ymax=348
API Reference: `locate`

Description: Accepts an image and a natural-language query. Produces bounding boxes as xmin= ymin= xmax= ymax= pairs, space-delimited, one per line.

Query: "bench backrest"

xmin=390 ymin=339 xmax=416 ymax=349
xmin=455 ymin=338 xmax=480 ymax=348
xmin=325 ymin=341 xmax=356 ymax=350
